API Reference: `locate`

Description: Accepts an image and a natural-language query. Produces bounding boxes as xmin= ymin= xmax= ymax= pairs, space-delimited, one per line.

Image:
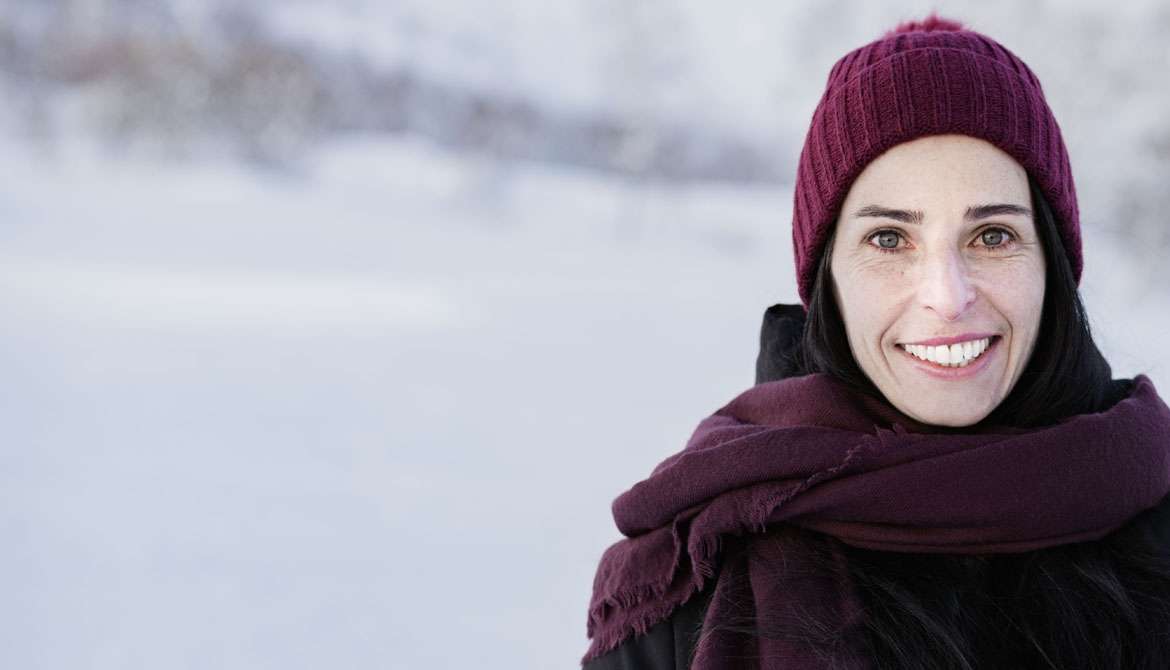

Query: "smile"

xmin=900 ymin=336 xmax=992 ymax=367
xmin=895 ymin=336 xmax=1003 ymax=377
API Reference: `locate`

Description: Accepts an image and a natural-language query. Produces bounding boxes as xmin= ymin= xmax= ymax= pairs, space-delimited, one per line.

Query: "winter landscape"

xmin=2 ymin=1 xmax=1168 ymax=668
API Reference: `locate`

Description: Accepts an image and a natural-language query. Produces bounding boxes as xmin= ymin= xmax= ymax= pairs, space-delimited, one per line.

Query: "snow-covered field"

xmin=1 ymin=132 xmax=1166 ymax=669
xmin=0 ymin=134 xmax=784 ymax=668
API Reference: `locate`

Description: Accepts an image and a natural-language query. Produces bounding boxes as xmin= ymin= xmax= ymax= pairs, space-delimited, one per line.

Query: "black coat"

xmin=583 ymin=304 xmax=1170 ymax=669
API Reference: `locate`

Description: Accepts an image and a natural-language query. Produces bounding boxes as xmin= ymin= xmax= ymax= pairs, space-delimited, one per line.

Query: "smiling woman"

xmin=582 ymin=13 xmax=1170 ymax=670
xmin=828 ymin=135 xmax=1046 ymax=427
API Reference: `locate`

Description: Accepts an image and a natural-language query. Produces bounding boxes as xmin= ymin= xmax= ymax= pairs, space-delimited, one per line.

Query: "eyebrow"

xmin=851 ymin=203 xmax=1032 ymax=224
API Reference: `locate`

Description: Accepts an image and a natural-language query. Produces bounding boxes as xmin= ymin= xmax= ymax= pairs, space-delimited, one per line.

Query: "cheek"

xmin=977 ymin=256 xmax=1045 ymax=303
xmin=976 ymin=261 xmax=1045 ymax=338
xmin=834 ymin=269 xmax=898 ymax=355
xmin=1017 ymin=281 xmax=1046 ymax=339
xmin=836 ymin=260 xmax=907 ymax=314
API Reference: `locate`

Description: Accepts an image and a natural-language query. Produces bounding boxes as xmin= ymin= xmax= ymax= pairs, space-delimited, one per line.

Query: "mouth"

xmin=895 ymin=335 xmax=1003 ymax=379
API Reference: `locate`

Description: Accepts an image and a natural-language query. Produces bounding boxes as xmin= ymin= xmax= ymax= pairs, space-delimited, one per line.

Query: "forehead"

xmin=842 ymin=134 xmax=1030 ymax=211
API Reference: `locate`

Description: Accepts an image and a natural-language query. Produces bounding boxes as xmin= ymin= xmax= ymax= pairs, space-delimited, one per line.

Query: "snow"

xmin=0 ymin=133 xmax=788 ymax=668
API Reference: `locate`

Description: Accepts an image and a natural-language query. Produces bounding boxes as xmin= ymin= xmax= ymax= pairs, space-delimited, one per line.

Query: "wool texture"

xmin=582 ymin=371 xmax=1170 ymax=668
xmin=791 ymin=15 xmax=1082 ymax=307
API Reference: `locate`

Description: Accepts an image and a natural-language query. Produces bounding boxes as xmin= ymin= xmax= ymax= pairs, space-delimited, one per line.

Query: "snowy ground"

xmin=1 ymin=135 xmax=1167 ymax=669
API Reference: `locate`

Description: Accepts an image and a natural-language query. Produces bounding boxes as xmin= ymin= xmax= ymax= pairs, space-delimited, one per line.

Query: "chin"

xmin=902 ymin=403 xmax=991 ymax=428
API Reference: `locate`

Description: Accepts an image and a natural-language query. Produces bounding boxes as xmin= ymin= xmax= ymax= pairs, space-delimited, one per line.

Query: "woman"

xmin=581 ymin=15 xmax=1170 ymax=670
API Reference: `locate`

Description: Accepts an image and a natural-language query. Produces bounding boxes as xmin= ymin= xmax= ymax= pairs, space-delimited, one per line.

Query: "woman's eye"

xmin=869 ymin=230 xmax=902 ymax=251
xmin=979 ymin=227 xmax=1013 ymax=247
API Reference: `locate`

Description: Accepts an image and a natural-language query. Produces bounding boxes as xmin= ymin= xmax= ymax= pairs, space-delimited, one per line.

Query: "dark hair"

xmin=703 ymin=509 xmax=1170 ymax=669
xmin=794 ymin=174 xmax=1124 ymax=428
xmin=840 ymin=517 xmax=1170 ymax=669
xmin=731 ymin=174 xmax=1170 ymax=668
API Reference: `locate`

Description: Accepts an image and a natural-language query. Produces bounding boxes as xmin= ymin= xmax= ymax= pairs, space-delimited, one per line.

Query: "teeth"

xmin=937 ymin=345 xmax=952 ymax=365
xmin=901 ymin=337 xmax=992 ymax=367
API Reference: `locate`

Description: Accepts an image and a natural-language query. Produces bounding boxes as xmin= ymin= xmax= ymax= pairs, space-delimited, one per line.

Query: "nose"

xmin=916 ymin=247 xmax=976 ymax=320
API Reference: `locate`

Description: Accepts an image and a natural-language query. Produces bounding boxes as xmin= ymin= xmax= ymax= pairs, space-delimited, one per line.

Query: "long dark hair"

xmin=795 ymin=174 xmax=1124 ymax=428
xmin=736 ymin=176 xmax=1170 ymax=668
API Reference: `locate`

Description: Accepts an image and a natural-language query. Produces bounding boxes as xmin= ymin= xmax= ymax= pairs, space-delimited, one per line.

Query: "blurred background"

xmin=2 ymin=0 xmax=1168 ymax=668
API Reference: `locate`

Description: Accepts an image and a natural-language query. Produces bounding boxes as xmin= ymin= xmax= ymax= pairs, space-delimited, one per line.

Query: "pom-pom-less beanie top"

xmin=790 ymin=15 xmax=1081 ymax=307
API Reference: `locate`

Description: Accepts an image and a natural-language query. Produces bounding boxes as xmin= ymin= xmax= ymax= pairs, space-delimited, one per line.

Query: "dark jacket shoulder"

xmin=1122 ymin=488 xmax=1170 ymax=551
xmin=582 ymin=585 xmax=713 ymax=670
xmin=755 ymin=303 xmax=807 ymax=385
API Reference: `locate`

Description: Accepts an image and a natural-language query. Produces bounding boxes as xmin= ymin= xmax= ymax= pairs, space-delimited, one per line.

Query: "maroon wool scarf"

xmin=583 ymin=372 xmax=1170 ymax=668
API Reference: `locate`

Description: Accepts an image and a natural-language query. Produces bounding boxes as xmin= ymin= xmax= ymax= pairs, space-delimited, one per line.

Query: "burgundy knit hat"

xmin=792 ymin=14 xmax=1082 ymax=307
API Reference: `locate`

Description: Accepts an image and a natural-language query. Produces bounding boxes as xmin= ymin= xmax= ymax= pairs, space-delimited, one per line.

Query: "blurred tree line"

xmin=0 ymin=0 xmax=781 ymax=181
xmin=0 ymin=0 xmax=1166 ymax=261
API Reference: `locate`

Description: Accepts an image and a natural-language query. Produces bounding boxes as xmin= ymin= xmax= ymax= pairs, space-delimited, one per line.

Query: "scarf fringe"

xmin=584 ymin=528 xmax=725 ymax=662
xmin=584 ymin=436 xmax=879 ymax=662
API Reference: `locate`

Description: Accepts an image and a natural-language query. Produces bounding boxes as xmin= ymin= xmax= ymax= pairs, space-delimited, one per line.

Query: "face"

xmin=828 ymin=134 xmax=1046 ymax=427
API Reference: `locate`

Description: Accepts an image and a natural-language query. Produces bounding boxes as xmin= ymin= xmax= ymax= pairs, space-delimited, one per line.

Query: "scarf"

xmin=582 ymin=370 xmax=1170 ymax=668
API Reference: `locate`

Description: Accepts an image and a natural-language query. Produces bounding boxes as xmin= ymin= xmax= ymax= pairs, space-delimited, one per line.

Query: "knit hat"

xmin=791 ymin=14 xmax=1082 ymax=307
